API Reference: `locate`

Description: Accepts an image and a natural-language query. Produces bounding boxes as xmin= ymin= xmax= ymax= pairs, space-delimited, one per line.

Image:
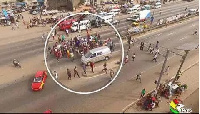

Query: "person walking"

xmin=185 ymin=7 xmax=187 ymax=11
xmin=110 ymin=69 xmax=114 ymax=80
xmin=176 ymin=71 xmax=182 ymax=81
xmin=128 ymin=44 xmax=131 ymax=51
xmin=53 ymin=71 xmax=58 ymax=79
xmin=152 ymin=54 xmax=158 ymax=62
xmin=165 ymin=66 xmax=170 ymax=75
xmin=155 ymin=48 xmax=160 ymax=55
xmin=132 ymin=53 xmax=136 ymax=61
xmin=193 ymin=29 xmax=198 ymax=35
xmin=102 ymin=62 xmax=108 ymax=74
xmin=54 ymin=29 xmax=57 ymax=36
xmin=82 ymin=63 xmax=87 ymax=74
xmin=66 ymin=29 xmax=69 ymax=36
xmin=90 ymin=62 xmax=95 ymax=73
xmin=124 ymin=54 xmax=129 ymax=65
xmin=140 ymin=42 xmax=144 ymax=50
xmin=149 ymin=47 xmax=154 ymax=54
xmin=136 ymin=73 xmax=142 ymax=83
xmin=195 ymin=44 xmax=199 ymax=49
xmin=67 ymin=68 xmax=71 ymax=80
xmin=42 ymin=33 xmax=45 ymax=41
xmin=140 ymin=88 xmax=146 ymax=98
xmin=74 ymin=66 xmax=80 ymax=78
xmin=52 ymin=32 xmax=55 ymax=40
xmin=15 ymin=22 xmax=19 ymax=29
xmin=61 ymin=34 xmax=65 ymax=42
xmin=155 ymin=41 xmax=159 ymax=49
xmin=159 ymin=10 xmax=162 ymax=15
xmin=147 ymin=43 xmax=152 ymax=51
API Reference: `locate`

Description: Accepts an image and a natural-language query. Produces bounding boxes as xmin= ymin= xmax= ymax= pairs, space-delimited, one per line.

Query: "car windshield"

xmin=85 ymin=52 xmax=92 ymax=58
xmin=33 ymin=77 xmax=43 ymax=83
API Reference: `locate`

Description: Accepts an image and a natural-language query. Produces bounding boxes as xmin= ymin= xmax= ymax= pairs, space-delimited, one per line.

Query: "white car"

xmin=107 ymin=12 xmax=116 ymax=16
xmin=154 ymin=2 xmax=161 ymax=9
xmin=98 ymin=12 xmax=108 ymax=16
xmin=188 ymin=9 xmax=198 ymax=15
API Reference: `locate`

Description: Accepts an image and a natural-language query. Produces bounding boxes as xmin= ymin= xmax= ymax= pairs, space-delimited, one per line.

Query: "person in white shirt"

xmin=54 ymin=71 xmax=58 ymax=79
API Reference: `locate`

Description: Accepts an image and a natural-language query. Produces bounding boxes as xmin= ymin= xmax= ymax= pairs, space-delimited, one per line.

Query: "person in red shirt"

xmin=173 ymin=97 xmax=182 ymax=104
xmin=90 ymin=62 xmax=95 ymax=73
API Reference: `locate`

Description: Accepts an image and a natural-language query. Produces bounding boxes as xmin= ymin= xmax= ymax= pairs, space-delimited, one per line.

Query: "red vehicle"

xmin=31 ymin=71 xmax=47 ymax=91
xmin=58 ymin=19 xmax=76 ymax=31
xmin=44 ymin=109 xmax=52 ymax=113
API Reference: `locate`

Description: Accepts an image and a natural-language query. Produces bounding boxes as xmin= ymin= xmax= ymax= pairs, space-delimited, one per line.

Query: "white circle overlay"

xmin=44 ymin=12 xmax=124 ymax=94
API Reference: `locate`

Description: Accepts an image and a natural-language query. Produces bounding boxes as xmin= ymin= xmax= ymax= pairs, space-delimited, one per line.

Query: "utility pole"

xmin=172 ymin=50 xmax=189 ymax=83
xmin=156 ymin=49 xmax=170 ymax=89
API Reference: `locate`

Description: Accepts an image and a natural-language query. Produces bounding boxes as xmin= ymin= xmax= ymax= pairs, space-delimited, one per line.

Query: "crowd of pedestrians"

xmin=47 ymin=29 xmax=115 ymax=62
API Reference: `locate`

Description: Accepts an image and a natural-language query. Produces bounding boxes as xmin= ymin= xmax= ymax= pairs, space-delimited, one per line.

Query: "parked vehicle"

xmin=188 ymin=9 xmax=198 ymax=15
xmin=71 ymin=20 xmax=91 ymax=32
xmin=133 ymin=4 xmax=141 ymax=9
xmin=81 ymin=46 xmax=112 ymax=65
xmin=102 ymin=15 xmax=114 ymax=23
xmin=127 ymin=10 xmax=151 ymax=22
xmin=141 ymin=5 xmax=151 ymax=10
xmin=126 ymin=13 xmax=140 ymax=21
xmin=59 ymin=19 xmax=76 ymax=31
xmin=153 ymin=2 xmax=161 ymax=9
xmin=107 ymin=12 xmax=116 ymax=17
xmin=109 ymin=8 xmax=121 ymax=15
xmin=127 ymin=7 xmax=139 ymax=14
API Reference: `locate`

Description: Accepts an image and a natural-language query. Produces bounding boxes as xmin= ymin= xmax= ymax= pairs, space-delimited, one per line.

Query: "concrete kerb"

xmin=122 ymin=61 xmax=199 ymax=113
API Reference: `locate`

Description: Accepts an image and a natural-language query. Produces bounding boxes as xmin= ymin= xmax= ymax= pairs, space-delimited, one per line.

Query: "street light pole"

xmin=172 ymin=50 xmax=190 ymax=83
xmin=156 ymin=49 xmax=170 ymax=89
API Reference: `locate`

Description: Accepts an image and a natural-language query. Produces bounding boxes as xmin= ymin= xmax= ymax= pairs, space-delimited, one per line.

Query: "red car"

xmin=32 ymin=71 xmax=47 ymax=91
xmin=44 ymin=109 xmax=52 ymax=113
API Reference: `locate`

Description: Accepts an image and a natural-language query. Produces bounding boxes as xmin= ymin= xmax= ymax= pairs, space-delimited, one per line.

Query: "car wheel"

xmin=105 ymin=56 xmax=109 ymax=60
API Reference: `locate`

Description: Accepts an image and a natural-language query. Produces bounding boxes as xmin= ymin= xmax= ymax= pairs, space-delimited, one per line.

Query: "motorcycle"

xmin=13 ymin=59 xmax=21 ymax=68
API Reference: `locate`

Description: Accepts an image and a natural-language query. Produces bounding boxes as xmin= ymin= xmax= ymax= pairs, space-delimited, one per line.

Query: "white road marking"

xmin=191 ymin=24 xmax=196 ymax=27
xmin=168 ymin=32 xmax=174 ymax=36
xmin=180 ymin=36 xmax=187 ymax=40
xmin=156 ymin=33 xmax=162 ymax=36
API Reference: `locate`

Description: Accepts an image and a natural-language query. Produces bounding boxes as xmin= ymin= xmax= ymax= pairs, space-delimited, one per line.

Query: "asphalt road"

xmin=0 ymin=13 xmax=198 ymax=114
xmin=0 ymin=0 xmax=198 ymax=66
xmin=0 ymin=0 xmax=199 ymax=113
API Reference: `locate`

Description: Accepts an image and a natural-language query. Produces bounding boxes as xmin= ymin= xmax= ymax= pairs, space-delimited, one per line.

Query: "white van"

xmin=71 ymin=20 xmax=90 ymax=32
xmin=81 ymin=46 xmax=112 ymax=65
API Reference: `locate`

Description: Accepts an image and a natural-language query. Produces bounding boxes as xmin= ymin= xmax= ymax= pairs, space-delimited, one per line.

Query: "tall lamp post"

xmin=172 ymin=50 xmax=189 ymax=83
xmin=172 ymin=42 xmax=197 ymax=84
xmin=169 ymin=43 xmax=197 ymax=97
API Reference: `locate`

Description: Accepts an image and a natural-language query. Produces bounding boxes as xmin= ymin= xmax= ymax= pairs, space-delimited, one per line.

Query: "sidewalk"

xmin=124 ymin=52 xmax=199 ymax=113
